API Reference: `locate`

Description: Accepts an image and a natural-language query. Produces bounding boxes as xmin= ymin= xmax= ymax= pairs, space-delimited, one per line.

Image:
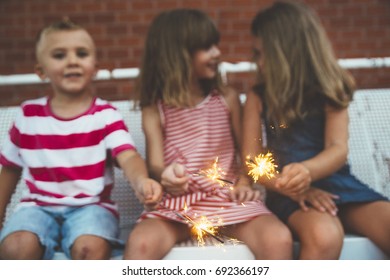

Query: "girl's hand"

xmin=134 ymin=178 xmax=163 ymax=211
xmin=275 ymin=162 xmax=311 ymax=195
xmin=230 ymin=179 xmax=262 ymax=203
xmin=161 ymin=162 xmax=189 ymax=196
xmin=292 ymin=187 xmax=339 ymax=216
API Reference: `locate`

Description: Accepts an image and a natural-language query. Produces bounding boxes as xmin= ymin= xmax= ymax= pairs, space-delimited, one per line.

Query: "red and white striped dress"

xmin=141 ymin=91 xmax=271 ymax=226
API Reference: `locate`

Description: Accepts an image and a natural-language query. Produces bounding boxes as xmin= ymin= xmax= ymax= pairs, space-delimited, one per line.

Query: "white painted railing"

xmin=0 ymin=57 xmax=389 ymax=86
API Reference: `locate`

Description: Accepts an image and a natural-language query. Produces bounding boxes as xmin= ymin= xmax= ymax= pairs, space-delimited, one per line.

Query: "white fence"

xmin=1 ymin=57 xmax=389 ymax=86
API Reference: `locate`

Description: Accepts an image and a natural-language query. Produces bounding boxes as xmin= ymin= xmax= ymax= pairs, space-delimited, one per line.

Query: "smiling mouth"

xmin=64 ymin=73 xmax=82 ymax=78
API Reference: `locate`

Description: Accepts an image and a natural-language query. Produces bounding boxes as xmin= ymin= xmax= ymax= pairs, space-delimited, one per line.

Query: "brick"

xmin=0 ymin=0 xmax=388 ymax=95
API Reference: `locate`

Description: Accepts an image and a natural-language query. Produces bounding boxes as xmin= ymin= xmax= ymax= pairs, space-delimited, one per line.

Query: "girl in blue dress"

xmin=242 ymin=1 xmax=390 ymax=259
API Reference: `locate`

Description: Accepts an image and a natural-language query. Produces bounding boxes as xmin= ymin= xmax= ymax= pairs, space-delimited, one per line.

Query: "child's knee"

xmin=264 ymin=223 xmax=293 ymax=251
xmin=303 ymin=222 xmax=344 ymax=253
xmin=263 ymin=219 xmax=293 ymax=245
xmin=127 ymin=230 xmax=159 ymax=255
xmin=71 ymin=235 xmax=111 ymax=260
xmin=277 ymin=225 xmax=293 ymax=247
xmin=0 ymin=231 xmax=43 ymax=259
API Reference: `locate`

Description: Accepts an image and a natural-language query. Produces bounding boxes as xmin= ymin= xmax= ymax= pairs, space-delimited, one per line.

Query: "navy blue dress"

xmin=261 ymin=94 xmax=388 ymax=223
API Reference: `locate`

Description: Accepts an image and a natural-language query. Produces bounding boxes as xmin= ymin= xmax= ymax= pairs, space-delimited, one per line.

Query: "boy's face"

xmin=35 ymin=29 xmax=97 ymax=97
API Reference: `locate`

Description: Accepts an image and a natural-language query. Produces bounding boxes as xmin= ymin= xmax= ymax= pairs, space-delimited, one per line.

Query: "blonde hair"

xmin=137 ymin=9 xmax=221 ymax=108
xmin=35 ymin=18 xmax=89 ymax=60
xmin=251 ymin=1 xmax=355 ymax=127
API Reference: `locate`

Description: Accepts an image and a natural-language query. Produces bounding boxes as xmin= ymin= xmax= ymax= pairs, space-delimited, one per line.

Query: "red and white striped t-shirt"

xmin=141 ymin=91 xmax=271 ymax=226
xmin=0 ymin=97 xmax=136 ymax=215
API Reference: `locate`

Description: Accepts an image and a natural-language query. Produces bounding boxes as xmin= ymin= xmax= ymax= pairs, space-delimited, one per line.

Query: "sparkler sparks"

xmin=246 ymin=152 xmax=278 ymax=182
xmin=190 ymin=215 xmax=223 ymax=246
xmin=156 ymin=157 xmax=248 ymax=247
xmin=180 ymin=213 xmax=224 ymax=245
xmin=194 ymin=157 xmax=233 ymax=187
xmin=159 ymin=203 xmax=224 ymax=245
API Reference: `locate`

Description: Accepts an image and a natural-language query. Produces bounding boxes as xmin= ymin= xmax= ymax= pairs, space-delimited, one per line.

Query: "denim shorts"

xmin=0 ymin=204 xmax=122 ymax=259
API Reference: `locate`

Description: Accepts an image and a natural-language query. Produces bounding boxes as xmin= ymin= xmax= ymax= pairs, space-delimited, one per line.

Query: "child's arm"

xmin=223 ymin=87 xmax=262 ymax=202
xmin=241 ymin=91 xmax=262 ymax=162
xmin=274 ymin=105 xmax=348 ymax=215
xmin=242 ymin=91 xmax=311 ymax=192
xmin=276 ymin=105 xmax=349 ymax=191
xmin=223 ymin=86 xmax=242 ymax=150
xmin=296 ymin=105 xmax=348 ymax=181
xmin=241 ymin=90 xmax=280 ymax=191
xmin=243 ymin=92 xmax=340 ymax=214
xmin=116 ymin=150 xmax=162 ymax=209
xmin=0 ymin=166 xmax=22 ymax=230
xmin=242 ymin=91 xmax=313 ymax=196
xmin=142 ymin=105 xmax=165 ymax=181
xmin=142 ymin=105 xmax=189 ymax=196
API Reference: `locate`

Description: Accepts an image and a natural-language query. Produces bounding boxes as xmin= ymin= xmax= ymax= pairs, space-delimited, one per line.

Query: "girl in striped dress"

xmin=124 ymin=9 xmax=293 ymax=260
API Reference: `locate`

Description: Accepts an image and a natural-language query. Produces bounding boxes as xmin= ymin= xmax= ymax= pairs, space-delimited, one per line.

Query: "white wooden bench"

xmin=0 ymin=88 xmax=389 ymax=260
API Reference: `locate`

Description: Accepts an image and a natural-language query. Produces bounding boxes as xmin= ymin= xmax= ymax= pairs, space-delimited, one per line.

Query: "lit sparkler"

xmin=159 ymin=203 xmax=224 ymax=244
xmin=189 ymin=215 xmax=224 ymax=246
xmin=246 ymin=152 xmax=278 ymax=182
xmin=194 ymin=157 xmax=233 ymax=187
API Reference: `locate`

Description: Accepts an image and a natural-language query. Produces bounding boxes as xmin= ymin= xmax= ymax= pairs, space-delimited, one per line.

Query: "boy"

xmin=0 ymin=19 xmax=162 ymax=260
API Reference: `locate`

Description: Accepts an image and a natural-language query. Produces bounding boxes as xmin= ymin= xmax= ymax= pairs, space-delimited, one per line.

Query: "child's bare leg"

xmin=71 ymin=235 xmax=111 ymax=259
xmin=223 ymin=215 xmax=293 ymax=259
xmin=340 ymin=201 xmax=390 ymax=256
xmin=0 ymin=231 xmax=44 ymax=259
xmin=288 ymin=209 xmax=344 ymax=259
xmin=124 ymin=218 xmax=190 ymax=260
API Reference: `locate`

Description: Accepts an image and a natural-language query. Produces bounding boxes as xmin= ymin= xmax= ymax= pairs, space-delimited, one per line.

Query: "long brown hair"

xmin=251 ymin=1 xmax=355 ymax=127
xmin=137 ymin=9 xmax=221 ymax=108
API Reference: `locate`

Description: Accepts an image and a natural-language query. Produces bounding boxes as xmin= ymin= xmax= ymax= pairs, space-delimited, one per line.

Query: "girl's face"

xmin=192 ymin=44 xmax=221 ymax=80
xmin=253 ymin=38 xmax=265 ymax=75
xmin=35 ymin=29 xmax=97 ymax=98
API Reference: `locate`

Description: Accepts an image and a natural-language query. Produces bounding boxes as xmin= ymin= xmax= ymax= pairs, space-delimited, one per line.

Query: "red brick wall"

xmin=1 ymin=0 xmax=389 ymax=106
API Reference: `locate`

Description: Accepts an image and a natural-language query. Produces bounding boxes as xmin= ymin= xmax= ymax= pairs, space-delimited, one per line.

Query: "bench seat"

xmin=1 ymin=88 xmax=389 ymax=260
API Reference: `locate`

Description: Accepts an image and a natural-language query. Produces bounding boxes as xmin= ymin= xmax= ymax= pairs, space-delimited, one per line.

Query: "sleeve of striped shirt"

xmin=104 ymin=107 xmax=136 ymax=158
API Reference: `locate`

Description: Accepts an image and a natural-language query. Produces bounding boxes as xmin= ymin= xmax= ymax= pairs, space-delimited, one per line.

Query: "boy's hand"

xmin=134 ymin=178 xmax=163 ymax=211
xmin=161 ymin=163 xmax=189 ymax=196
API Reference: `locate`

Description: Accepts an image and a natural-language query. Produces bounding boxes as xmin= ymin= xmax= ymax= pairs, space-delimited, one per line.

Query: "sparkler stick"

xmin=159 ymin=203 xmax=224 ymax=244
xmin=193 ymin=157 xmax=233 ymax=186
xmin=246 ymin=152 xmax=278 ymax=182
xmin=193 ymin=172 xmax=234 ymax=185
xmin=155 ymin=157 xmax=234 ymax=245
xmin=181 ymin=212 xmax=225 ymax=244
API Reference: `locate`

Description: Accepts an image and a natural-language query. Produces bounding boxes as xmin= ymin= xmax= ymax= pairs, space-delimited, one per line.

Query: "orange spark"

xmin=246 ymin=152 xmax=278 ymax=182
xmin=195 ymin=157 xmax=233 ymax=187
